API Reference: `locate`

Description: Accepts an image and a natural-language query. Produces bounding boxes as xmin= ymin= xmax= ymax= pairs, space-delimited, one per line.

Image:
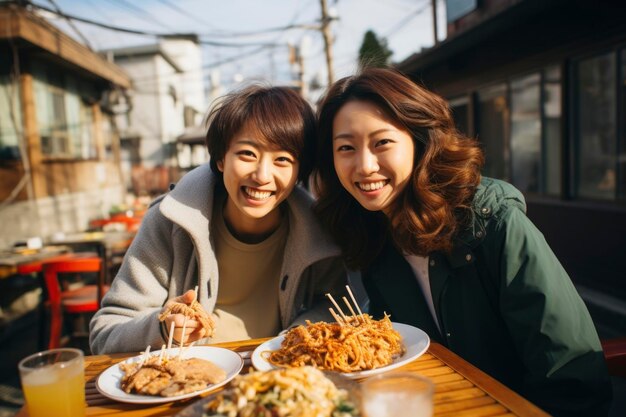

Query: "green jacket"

xmin=362 ymin=177 xmax=611 ymax=416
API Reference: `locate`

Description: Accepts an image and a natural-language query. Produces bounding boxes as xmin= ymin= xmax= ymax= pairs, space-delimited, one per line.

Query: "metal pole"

xmin=319 ymin=0 xmax=335 ymax=85
xmin=431 ymin=0 xmax=439 ymax=45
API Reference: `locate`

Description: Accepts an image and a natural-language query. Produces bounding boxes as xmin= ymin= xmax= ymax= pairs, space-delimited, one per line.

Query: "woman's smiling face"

xmin=217 ymin=122 xmax=299 ymax=238
xmin=332 ymin=100 xmax=415 ymax=214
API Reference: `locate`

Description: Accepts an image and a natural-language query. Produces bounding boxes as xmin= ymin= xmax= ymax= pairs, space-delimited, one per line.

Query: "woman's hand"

xmin=160 ymin=289 xmax=207 ymax=345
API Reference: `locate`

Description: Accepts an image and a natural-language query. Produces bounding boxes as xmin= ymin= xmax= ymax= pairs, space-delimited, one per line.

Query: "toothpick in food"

xmin=328 ymin=308 xmax=345 ymax=326
xmin=178 ymin=316 xmax=187 ymax=358
xmin=346 ymin=285 xmax=367 ymax=322
xmin=325 ymin=293 xmax=350 ymax=324
xmin=166 ymin=321 xmax=176 ymax=352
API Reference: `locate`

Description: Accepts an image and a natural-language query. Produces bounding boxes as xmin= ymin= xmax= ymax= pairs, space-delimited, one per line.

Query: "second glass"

xmin=361 ymin=372 xmax=434 ymax=417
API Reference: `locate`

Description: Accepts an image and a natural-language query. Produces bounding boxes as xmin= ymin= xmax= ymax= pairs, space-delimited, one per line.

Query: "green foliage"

xmin=358 ymin=30 xmax=393 ymax=68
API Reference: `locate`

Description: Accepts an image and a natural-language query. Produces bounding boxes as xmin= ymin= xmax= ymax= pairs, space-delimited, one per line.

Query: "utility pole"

xmin=288 ymin=43 xmax=308 ymax=99
xmin=431 ymin=0 xmax=439 ymax=45
xmin=319 ymin=0 xmax=335 ymax=85
xmin=298 ymin=48 xmax=308 ymax=99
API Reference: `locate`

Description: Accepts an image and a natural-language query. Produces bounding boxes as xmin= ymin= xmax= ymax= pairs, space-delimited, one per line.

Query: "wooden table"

xmin=15 ymin=339 xmax=549 ymax=417
xmin=49 ymin=231 xmax=135 ymax=284
xmin=0 ymin=246 xmax=72 ymax=279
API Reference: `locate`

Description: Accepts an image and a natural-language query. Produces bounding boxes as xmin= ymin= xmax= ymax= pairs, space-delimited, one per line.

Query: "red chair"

xmin=42 ymin=253 xmax=109 ymax=349
xmin=601 ymin=337 xmax=626 ymax=377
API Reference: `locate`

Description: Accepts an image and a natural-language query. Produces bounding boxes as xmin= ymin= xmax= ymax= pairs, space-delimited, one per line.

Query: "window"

xmin=542 ymin=66 xmax=562 ymax=196
xmin=0 ymin=57 xmax=22 ymax=160
xmin=477 ymin=84 xmax=508 ymax=180
xmin=619 ymin=50 xmax=626 ymax=200
xmin=510 ymin=74 xmax=541 ymax=193
xmin=472 ymin=67 xmax=563 ymax=197
xmin=449 ymin=96 xmax=470 ymax=136
xmin=574 ymin=53 xmax=617 ymax=200
xmin=40 ymin=82 xmax=70 ymax=156
xmin=33 ymin=63 xmax=97 ymax=159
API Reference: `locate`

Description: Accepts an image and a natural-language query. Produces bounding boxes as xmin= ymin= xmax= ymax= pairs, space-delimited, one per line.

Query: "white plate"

xmin=96 ymin=346 xmax=244 ymax=404
xmin=251 ymin=322 xmax=430 ymax=379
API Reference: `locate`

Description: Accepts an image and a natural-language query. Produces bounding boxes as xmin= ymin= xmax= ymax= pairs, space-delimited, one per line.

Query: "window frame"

xmin=570 ymin=47 xmax=623 ymax=202
xmin=33 ymin=62 xmax=99 ymax=161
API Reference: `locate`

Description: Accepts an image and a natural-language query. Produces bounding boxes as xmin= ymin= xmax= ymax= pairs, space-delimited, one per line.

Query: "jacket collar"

xmin=369 ymin=240 xmax=444 ymax=343
xmin=159 ymin=163 xmax=216 ymax=246
xmin=158 ymin=163 xmax=340 ymax=278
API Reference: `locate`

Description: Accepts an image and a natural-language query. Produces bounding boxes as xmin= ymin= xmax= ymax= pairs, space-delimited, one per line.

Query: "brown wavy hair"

xmin=313 ymin=68 xmax=484 ymax=269
xmin=205 ymin=84 xmax=316 ymax=184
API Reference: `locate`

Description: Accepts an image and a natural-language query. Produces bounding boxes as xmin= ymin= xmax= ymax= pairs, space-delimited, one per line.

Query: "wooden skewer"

xmin=346 ymin=285 xmax=366 ymax=321
xmin=178 ymin=316 xmax=188 ymax=358
xmin=158 ymin=344 xmax=166 ymax=364
xmin=325 ymin=293 xmax=350 ymax=323
xmin=166 ymin=321 xmax=176 ymax=353
xmin=139 ymin=345 xmax=151 ymax=366
xmin=342 ymin=296 xmax=363 ymax=324
xmin=328 ymin=308 xmax=345 ymax=326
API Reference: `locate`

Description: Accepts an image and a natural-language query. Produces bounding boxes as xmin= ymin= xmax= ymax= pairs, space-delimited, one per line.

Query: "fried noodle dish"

xmin=267 ymin=314 xmax=405 ymax=372
xmin=203 ymin=366 xmax=359 ymax=417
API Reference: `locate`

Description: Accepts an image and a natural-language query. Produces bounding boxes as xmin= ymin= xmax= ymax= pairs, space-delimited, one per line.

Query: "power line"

xmin=198 ymin=39 xmax=280 ymax=48
xmin=28 ymin=1 xmax=177 ymax=36
xmin=26 ymin=0 xmax=329 ymax=84
xmin=103 ymin=0 xmax=178 ymax=33
xmin=26 ymin=2 xmax=285 ymax=48
xmin=155 ymin=0 xmax=219 ymax=30
xmin=383 ymin=0 xmax=431 ymax=38
xmin=81 ymin=0 xmax=127 ymax=50
xmin=29 ymin=1 xmax=323 ymax=41
xmin=118 ymin=44 xmax=279 ymax=86
xmin=45 ymin=0 xmax=93 ymax=50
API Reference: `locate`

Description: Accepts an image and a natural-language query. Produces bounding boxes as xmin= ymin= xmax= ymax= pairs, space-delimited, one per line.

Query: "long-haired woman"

xmin=314 ymin=67 xmax=610 ymax=416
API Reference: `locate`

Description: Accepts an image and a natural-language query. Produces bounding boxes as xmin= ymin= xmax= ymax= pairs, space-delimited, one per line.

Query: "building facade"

xmin=0 ymin=4 xmax=131 ymax=248
xmin=397 ymin=0 xmax=626 ymax=301
xmin=103 ymin=35 xmax=206 ymax=195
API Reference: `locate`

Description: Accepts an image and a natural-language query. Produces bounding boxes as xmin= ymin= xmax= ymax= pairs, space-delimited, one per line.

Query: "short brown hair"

xmin=205 ymin=85 xmax=316 ymax=183
xmin=314 ymin=67 xmax=484 ymax=268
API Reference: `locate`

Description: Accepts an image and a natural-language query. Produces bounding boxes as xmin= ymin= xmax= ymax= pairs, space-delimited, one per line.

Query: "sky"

xmin=33 ymin=0 xmax=448 ymax=95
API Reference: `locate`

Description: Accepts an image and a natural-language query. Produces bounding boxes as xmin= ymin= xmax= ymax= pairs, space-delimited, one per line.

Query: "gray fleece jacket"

xmin=89 ymin=164 xmax=346 ymax=354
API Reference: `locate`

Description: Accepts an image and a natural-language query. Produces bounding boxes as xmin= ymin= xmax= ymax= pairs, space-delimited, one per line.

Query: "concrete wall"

xmin=160 ymin=38 xmax=206 ymax=116
xmin=155 ymin=55 xmax=184 ymax=162
xmin=119 ymin=56 xmax=163 ymax=167
xmin=115 ymin=54 xmax=184 ymax=167
xmin=0 ymin=185 xmax=124 ymax=248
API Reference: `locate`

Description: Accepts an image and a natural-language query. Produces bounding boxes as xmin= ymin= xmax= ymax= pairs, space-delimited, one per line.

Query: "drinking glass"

xmin=18 ymin=348 xmax=85 ymax=417
xmin=361 ymin=372 xmax=434 ymax=417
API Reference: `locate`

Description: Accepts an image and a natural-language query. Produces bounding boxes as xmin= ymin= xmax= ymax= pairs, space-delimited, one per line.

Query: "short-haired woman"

xmin=90 ymin=85 xmax=347 ymax=354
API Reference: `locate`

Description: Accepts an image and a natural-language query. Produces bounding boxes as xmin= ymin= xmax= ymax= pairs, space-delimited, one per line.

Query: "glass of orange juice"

xmin=18 ymin=348 xmax=85 ymax=417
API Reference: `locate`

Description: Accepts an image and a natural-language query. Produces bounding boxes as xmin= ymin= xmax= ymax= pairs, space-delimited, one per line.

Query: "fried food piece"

xmin=159 ymin=300 xmax=215 ymax=337
xmin=160 ymin=380 xmax=208 ymax=397
xmin=165 ymin=357 xmax=226 ymax=384
xmin=122 ymin=365 xmax=165 ymax=393
xmin=139 ymin=375 xmax=172 ymax=396
xmin=119 ymin=356 xmax=226 ymax=397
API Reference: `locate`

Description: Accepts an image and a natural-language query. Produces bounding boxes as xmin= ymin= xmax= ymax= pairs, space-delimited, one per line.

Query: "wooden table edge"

xmin=428 ymin=343 xmax=550 ymax=416
xmin=15 ymin=338 xmax=550 ymax=417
